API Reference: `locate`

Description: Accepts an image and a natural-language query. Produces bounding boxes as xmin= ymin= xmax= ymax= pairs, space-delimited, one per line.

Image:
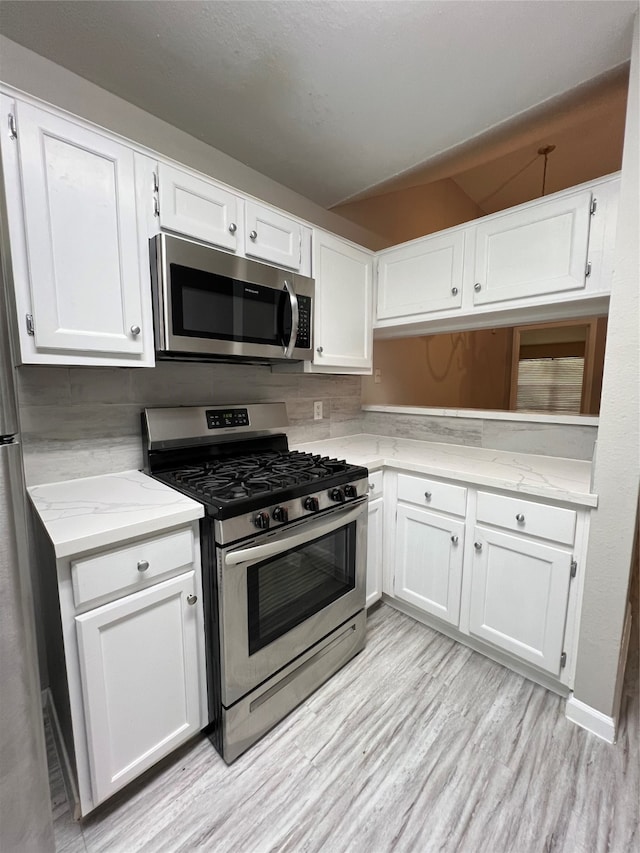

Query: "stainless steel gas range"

xmin=142 ymin=403 xmax=368 ymax=763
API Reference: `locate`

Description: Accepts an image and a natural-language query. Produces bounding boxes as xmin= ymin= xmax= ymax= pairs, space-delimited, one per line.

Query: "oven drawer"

xmin=397 ymin=473 xmax=466 ymax=517
xmin=71 ymin=527 xmax=195 ymax=608
xmin=475 ymin=491 xmax=577 ymax=545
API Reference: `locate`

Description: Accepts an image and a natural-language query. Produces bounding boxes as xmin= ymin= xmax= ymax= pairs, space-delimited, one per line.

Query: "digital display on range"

xmin=206 ymin=408 xmax=250 ymax=429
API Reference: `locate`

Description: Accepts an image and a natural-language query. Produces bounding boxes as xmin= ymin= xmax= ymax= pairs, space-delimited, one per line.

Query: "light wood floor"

xmin=47 ymin=604 xmax=639 ymax=853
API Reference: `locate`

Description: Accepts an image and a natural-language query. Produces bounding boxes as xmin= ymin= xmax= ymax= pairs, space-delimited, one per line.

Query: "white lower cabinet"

xmin=75 ymin=572 xmax=201 ymax=804
xmin=394 ymin=505 xmax=464 ymax=626
xmin=467 ymin=527 xmax=573 ymax=675
xmin=366 ymin=495 xmax=384 ymax=607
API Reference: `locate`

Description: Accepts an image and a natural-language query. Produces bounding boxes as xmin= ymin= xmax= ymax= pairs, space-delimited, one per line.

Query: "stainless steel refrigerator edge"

xmin=0 ymin=237 xmax=55 ymax=845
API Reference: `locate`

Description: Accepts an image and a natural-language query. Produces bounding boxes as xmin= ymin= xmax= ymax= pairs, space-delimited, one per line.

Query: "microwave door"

xmin=280 ymin=279 xmax=299 ymax=358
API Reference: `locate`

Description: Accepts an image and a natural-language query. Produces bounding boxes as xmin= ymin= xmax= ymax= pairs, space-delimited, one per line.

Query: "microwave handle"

xmin=282 ymin=279 xmax=299 ymax=359
xmin=224 ymin=501 xmax=366 ymax=567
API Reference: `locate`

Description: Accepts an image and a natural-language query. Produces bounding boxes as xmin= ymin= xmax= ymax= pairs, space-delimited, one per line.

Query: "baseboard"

xmin=565 ymin=602 xmax=633 ymax=744
xmin=42 ymin=688 xmax=81 ymax=821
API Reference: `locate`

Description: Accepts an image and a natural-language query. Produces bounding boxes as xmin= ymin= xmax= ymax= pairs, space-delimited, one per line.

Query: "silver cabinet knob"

xmin=474 ymin=283 xmax=482 ymax=292
xmin=137 ymin=560 xmax=149 ymax=572
xmin=451 ymin=535 xmax=459 ymax=545
xmin=228 ymin=222 xmax=237 ymax=234
xmin=516 ymin=513 xmax=525 ymax=523
xmin=368 ymin=482 xmax=375 ymax=491
xmin=187 ymin=594 xmax=197 ymax=606
xmin=317 ymin=346 xmax=323 ymax=354
xmin=130 ymin=325 xmax=141 ymax=336
xmin=424 ymin=491 xmax=432 ymax=501
xmin=474 ymin=542 xmax=483 ymax=551
xmin=249 ymin=230 xmax=258 ymax=241
xmin=451 ymin=286 xmax=458 ymax=295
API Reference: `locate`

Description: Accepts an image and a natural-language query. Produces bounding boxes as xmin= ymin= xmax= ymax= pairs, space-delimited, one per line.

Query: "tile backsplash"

xmin=16 ymin=363 xmax=362 ymax=485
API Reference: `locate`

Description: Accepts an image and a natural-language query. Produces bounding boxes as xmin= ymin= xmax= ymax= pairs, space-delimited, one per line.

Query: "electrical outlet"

xmin=313 ymin=401 xmax=323 ymax=420
xmin=374 ymin=369 xmax=382 ymax=384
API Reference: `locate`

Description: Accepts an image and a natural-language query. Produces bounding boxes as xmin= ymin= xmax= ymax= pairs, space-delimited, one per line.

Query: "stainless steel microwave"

xmin=150 ymin=233 xmax=314 ymax=363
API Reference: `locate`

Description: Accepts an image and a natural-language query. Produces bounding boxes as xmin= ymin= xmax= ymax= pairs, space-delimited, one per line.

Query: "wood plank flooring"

xmin=47 ymin=604 xmax=639 ymax=853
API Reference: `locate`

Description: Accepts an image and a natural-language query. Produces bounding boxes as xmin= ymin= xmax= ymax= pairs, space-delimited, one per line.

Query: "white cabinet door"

xmin=245 ymin=201 xmax=303 ymax=269
xmin=75 ymin=572 xmax=201 ymax=805
xmin=395 ymin=505 xmax=465 ymax=626
xmin=376 ymin=229 xmax=465 ymax=320
xmin=14 ymin=102 xmax=148 ymax=357
xmin=473 ymin=191 xmax=592 ymax=305
xmin=468 ymin=527 xmax=572 ymax=674
xmin=158 ymin=163 xmax=240 ymax=252
xmin=313 ymin=230 xmax=373 ymax=370
xmin=366 ymin=496 xmax=383 ymax=608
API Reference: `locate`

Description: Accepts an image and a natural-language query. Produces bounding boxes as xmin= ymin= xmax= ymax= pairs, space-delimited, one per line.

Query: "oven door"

xmin=218 ymin=499 xmax=367 ymax=706
xmin=151 ymin=233 xmax=313 ymax=361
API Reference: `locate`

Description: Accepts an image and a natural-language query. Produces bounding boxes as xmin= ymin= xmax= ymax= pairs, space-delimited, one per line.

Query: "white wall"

xmin=573 ymin=15 xmax=639 ymax=718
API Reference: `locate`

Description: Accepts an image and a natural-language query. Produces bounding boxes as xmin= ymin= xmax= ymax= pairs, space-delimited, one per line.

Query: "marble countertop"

xmin=28 ymin=470 xmax=204 ymax=558
xmin=292 ymin=434 xmax=596 ymax=507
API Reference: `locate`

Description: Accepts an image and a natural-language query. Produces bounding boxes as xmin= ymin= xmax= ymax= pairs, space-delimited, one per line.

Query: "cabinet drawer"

xmin=397 ymin=474 xmax=466 ymax=517
xmin=71 ymin=527 xmax=195 ymax=608
xmin=476 ymin=492 xmax=576 ymax=545
xmin=367 ymin=471 xmax=383 ymax=499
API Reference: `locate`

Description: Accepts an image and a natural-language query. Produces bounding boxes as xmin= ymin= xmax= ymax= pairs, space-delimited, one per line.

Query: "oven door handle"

xmin=282 ymin=278 xmax=299 ymax=359
xmin=224 ymin=502 xmax=366 ymax=567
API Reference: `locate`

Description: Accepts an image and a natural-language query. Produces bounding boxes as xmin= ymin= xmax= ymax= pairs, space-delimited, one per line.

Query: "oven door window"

xmin=247 ymin=521 xmax=356 ymax=655
xmin=170 ymin=264 xmax=291 ymax=346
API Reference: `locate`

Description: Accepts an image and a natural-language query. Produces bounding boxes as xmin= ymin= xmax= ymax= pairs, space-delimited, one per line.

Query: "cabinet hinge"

xmin=152 ymin=171 xmax=159 ymax=193
xmin=560 ymin=652 xmax=567 ymax=669
xmin=299 ymin=233 xmax=302 ymax=267
xmin=152 ymin=171 xmax=160 ymax=217
xmin=590 ymin=197 xmax=597 ymax=216
xmin=570 ymin=558 xmax=577 ymax=578
xmin=585 ymin=261 xmax=592 ymax=278
xmin=25 ymin=314 xmax=34 ymax=336
xmin=153 ymin=197 xmax=160 ymax=217
xmin=8 ymin=113 xmax=17 ymax=140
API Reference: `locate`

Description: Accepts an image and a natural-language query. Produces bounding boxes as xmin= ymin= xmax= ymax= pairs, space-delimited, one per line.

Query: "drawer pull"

xmin=424 ymin=491 xmax=432 ymax=501
xmin=137 ymin=560 xmax=149 ymax=572
xmin=249 ymin=230 xmax=258 ymax=241
xmin=516 ymin=513 xmax=525 ymax=524
xmin=368 ymin=483 xmax=375 ymax=491
xmin=474 ymin=542 xmax=482 ymax=551
xmin=228 ymin=222 xmax=237 ymax=234
xmin=187 ymin=594 xmax=197 ymax=606
xmin=451 ymin=535 xmax=459 ymax=545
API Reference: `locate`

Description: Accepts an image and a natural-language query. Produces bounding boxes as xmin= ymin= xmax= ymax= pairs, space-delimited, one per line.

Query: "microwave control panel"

xmin=206 ymin=408 xmax=250 ymax=430
xmin=296 ymin=295 xmax=312 ymax=349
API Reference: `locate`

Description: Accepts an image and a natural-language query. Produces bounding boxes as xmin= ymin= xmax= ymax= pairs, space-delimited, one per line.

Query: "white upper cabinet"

xmin=311 ymin=230 xmax=373 ymax=371
xmin=377 ymin=229 xmax=465 ymax=319
xmin=1 ymin=98 xmax=154 ymax=366
xmin=472 ymin=190 xmax=593 ymax=305
xmin=157 ymin=163 xmax=241 ymax=252
xmin=244 ymin=201 xmax=307 ymax=271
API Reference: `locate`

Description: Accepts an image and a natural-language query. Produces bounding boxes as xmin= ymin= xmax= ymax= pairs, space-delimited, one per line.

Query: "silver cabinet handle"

xmin=474 ymin=283 xmax=482 ymax=292
xmin=474 ymin=542 xmax=482 ymax=551
xmin=424 ymin=491 xmax=432 ymax=501
xmin=451 ymin=286 xmax=458 ymax=295
xmin=451 ymin=535 xmax=459 ymax=545
xmin=317 ymin=346 xmax=323 ymax=355
xmin=137 ymin=560 xmax=149 ymax=572
xmin=186 ymin=594 xmax=197 ymax=606
xmin=130 ymin=325 xmax=141 ymax=336
xmin=368 ymin=483 xmax=375 ymax=491
xmin=249 ymin=230 xmax=258 ymax=240
xmin=516 ymin=513 xmax=525 ymax=523
xmin=228 ymin=222 xmax=237 ymax=234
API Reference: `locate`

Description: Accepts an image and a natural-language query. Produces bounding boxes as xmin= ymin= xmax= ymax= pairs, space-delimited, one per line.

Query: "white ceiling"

xmin=0 ymin=1 xmax=636 ymax=208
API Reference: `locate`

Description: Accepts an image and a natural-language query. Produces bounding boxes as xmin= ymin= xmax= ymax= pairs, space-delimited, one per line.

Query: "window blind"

xmin=515 ymin=356 xmax=584 ymax=413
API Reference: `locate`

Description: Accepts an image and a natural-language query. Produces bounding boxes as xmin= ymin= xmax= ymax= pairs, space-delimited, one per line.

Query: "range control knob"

xmin=304 ymin=496 xmax=320 ymax=513
xmin=329 ymin=487 xmax=345 ymax=503
xmin=272 ymin=506 xmax=288 ymax=523
xmin=254 ymin=511 xmax=270 ymax=530
xmin=343 ymin=484 xmax=358 ymax=499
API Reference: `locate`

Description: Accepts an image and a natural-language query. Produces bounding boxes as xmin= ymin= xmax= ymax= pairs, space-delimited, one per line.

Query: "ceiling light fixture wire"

xmin=477 ymin=143 xmax=556 ymax=208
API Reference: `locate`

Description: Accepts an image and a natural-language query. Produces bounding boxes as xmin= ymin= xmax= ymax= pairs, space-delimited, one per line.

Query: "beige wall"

xmin=363 ymin=329 xmax=512 ymax=409
xmin=332 ymin=177 xmax=484 ymax=245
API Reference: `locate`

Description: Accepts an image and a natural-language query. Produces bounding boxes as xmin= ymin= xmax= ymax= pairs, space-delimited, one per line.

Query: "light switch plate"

xmin=313 ymin=401 xmax=323 ymax=420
